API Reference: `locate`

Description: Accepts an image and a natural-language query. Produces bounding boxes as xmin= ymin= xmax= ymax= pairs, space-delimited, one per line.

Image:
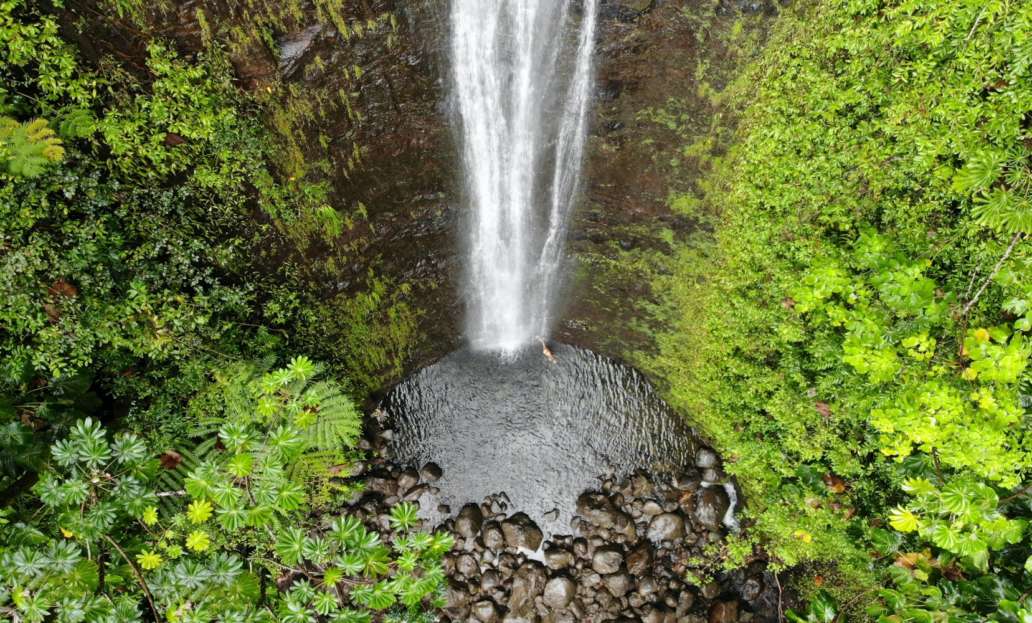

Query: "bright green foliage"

xmin=0 ymin=2 xmax=443 ymax=618
xmin=786 ymin=590 xmax=838 ymax=623
xmin=0 ymin=0 xmax=413 ymax=460
xmin=181 ymin=357 xmax=362 ymax=527
xmin=34 ymin=417 xmax=155 ymax=540
xmin=0 ymin=360 xmax=452 ymax=622
xmin=0 ymin=0 xmax=273 ymax=392
xmin=0 ymin=116 xmax=64 ymax=177
xmin=648 ymin=0 xmax=1032 ymax=617
xmin=0 ymin=373 xmax=99 ymax=491
xmin=0 ymin=0 xmax=396 ymax=497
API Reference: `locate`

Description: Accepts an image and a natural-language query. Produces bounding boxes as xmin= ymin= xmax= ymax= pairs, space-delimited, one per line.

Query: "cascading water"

xmin=386 ymin=0 xmax=732 ymax=539
xmin=450 ymin=0 xmax=598 ymax=355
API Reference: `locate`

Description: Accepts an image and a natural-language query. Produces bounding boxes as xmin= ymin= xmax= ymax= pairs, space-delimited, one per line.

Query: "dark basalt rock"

xmin=501 ymin=513 xmax=544 ymax=551
xmin=421 ymin=461 xmax=443 ymax=481
xmin=482 ymin=520 xmax=506 ymax=551
xmin=694 ymin=487 xmax=731 ymax=530
xmin=543 ymin=575 xmax=577 ymax=609
xmin=508 ymin=562 xmax=547 ymax=615
xmin=591 ymin=545 xmax=624 ymax=574
xmin=647 ymin=512 xmax=686 ymax=542
xmin=544 ymin=546 xmax=575 ymax=571
xmin=695 ymin=447 xmax=720 ymax=469
xmin=709 ymin=600 xmax=740 ymax=623
xmin=455 ymin=503 xmax=484 ymax=539
xmin=338 ymin=426 xmax=781 ymax=622
xmin=471 ymin=599 xmax=501 ymax=622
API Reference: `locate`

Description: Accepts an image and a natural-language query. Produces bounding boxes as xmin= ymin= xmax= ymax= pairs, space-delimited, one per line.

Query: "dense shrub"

xmin=0 ymin=358 xmax=451 ymax=622
xmin=0 ymin=1 xmax=452 ymax=617
xmin=1 ymin=0 xmax=281 ymax=418
xmin=649 ymin=0 xmax=1032 ymax=618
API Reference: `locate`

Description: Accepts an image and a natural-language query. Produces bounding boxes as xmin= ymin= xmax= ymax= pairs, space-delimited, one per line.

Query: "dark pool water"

xmin=383 ymin=343 xmax=699 ymax=534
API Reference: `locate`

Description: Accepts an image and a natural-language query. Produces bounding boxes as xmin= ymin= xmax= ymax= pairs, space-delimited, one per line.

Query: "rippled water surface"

xmin=384 ymin=344 xmax=699 ymax=534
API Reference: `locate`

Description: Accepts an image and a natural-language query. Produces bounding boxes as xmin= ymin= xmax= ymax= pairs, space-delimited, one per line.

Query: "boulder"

xmin=396 ymin=468 xmax=419 ymax=494
xmin=693 ymin=487 xmax=730 ymax=530
xmin=508 ymin=562 xmax=547 ymax=614
xmin=420 ymin=462 xmax=443 ymax=481
xmin=544 ymin=546 xmax=575 ymax=571
xmin=646 ymin=513 xmax=686 ymax=542
xmin=481 ymin=520 xmax=506 ymax=551
xmin=576 ymin=492 xmax=622 ymax=529
xmin=543 ymin=576 xmax=576 ymax=609
xmin=456 ymin=503 xmax=484 ymax=539
xmin=695 ymin=447 xmax=719 ymax=469
xmin=603 ymin=573 xmax=631 ymax=598
xmin=456 ymin=553 xmax=480 ymax=578
xmin=708 ymin=600 xmax=739 ymax=623
xmin=501 ymin=513 xmax=544 ymax=550
xmin=591 ymin=546 xmax=624 ymax=575
xmin=626 ymin=542 xmax=653 ymax=575
xmin=471 ymin=599 xmax=500 ymax=622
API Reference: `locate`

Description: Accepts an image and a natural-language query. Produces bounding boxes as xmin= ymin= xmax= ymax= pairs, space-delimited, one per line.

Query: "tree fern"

xmin=169 ymin=357 xmax=363 ymax=512
xmin=190 ymin=357 xmax=360 ymax=450
xmin=155 ymin=438 xmax=218 ymax=512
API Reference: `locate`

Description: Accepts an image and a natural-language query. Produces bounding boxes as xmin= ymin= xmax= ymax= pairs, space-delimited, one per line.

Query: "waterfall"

xmin=450 ymin=0 xmax=598 ymax=355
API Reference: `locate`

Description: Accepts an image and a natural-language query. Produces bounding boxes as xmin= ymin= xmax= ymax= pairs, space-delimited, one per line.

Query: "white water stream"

xmin=450 ymin=0 xmax=598 ymax=354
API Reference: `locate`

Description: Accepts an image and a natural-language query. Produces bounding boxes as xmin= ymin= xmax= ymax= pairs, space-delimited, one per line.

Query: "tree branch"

xmin=961 ymin=232 xmax=1024 ymax=318
xmin=102 ymin=534 xmax=159 ymax=621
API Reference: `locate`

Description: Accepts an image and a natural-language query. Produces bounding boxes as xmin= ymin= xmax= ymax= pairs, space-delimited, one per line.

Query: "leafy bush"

xmin=1 ymin=0 xmax=275 ymax=394
xmin=0 ymin=359 xmax=451 ymax=623
xmin=648 ymin=0 xmax=1032 ymax=617
xmin=0 ymin=116 xmax=64 ymax=176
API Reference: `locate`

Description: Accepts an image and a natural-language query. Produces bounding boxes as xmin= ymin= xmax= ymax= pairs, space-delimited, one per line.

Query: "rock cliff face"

xmin=328 ymin=0 xmax=779 ymax=375
xmin=66 ymin=0 xmax=777 ymax=387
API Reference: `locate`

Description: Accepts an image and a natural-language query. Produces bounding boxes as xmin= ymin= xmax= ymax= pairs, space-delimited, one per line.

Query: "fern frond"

xmin=156 ymin=438 xmax=219 ymax=513
xmin=299 ymin=381 xmax=362 ymax=451
xmin=1 ymin=116 xmax=65 ymax=177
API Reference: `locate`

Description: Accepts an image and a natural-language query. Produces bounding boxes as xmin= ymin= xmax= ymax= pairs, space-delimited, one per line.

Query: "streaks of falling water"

xmin=450 ymin=0 xmax=599 ymax=355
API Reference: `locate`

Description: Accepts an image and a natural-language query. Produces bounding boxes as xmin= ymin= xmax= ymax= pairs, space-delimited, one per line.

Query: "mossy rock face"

xmin=560 ymin=0 xmax=778 ymax=360
xmin=73 ymin=0 xmax=777 ymax=388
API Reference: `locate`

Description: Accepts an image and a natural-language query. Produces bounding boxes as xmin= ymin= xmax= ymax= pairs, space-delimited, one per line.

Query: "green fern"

xmin=1 ymin=117 xmax=65 ymax=177
xmin=155 ymin=438 xmax=218 ymax=512
xmin=192 ymin=357 xmax=361 ymax=449
xmin=57 ymin=108 xmax=96 ymax=140
xmin=299 ymin=380 xmax=362 ymax=450
xmin=174 ymin=357 xmax=362 ymax=507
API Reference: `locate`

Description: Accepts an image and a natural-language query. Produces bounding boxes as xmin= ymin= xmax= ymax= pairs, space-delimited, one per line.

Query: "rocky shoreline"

xmin=342 ymin=429 xmax=781 ymax=622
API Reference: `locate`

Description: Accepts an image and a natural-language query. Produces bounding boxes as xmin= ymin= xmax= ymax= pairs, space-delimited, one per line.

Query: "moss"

xmin=564 ymin=0 xmax=774 ymax=358
xmin=293 ymin=275 xmax=418 ymax=398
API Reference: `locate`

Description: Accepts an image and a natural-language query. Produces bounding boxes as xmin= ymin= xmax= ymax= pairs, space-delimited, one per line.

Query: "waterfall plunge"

xmin=451 ymin=0 xmax=598 ymax=355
